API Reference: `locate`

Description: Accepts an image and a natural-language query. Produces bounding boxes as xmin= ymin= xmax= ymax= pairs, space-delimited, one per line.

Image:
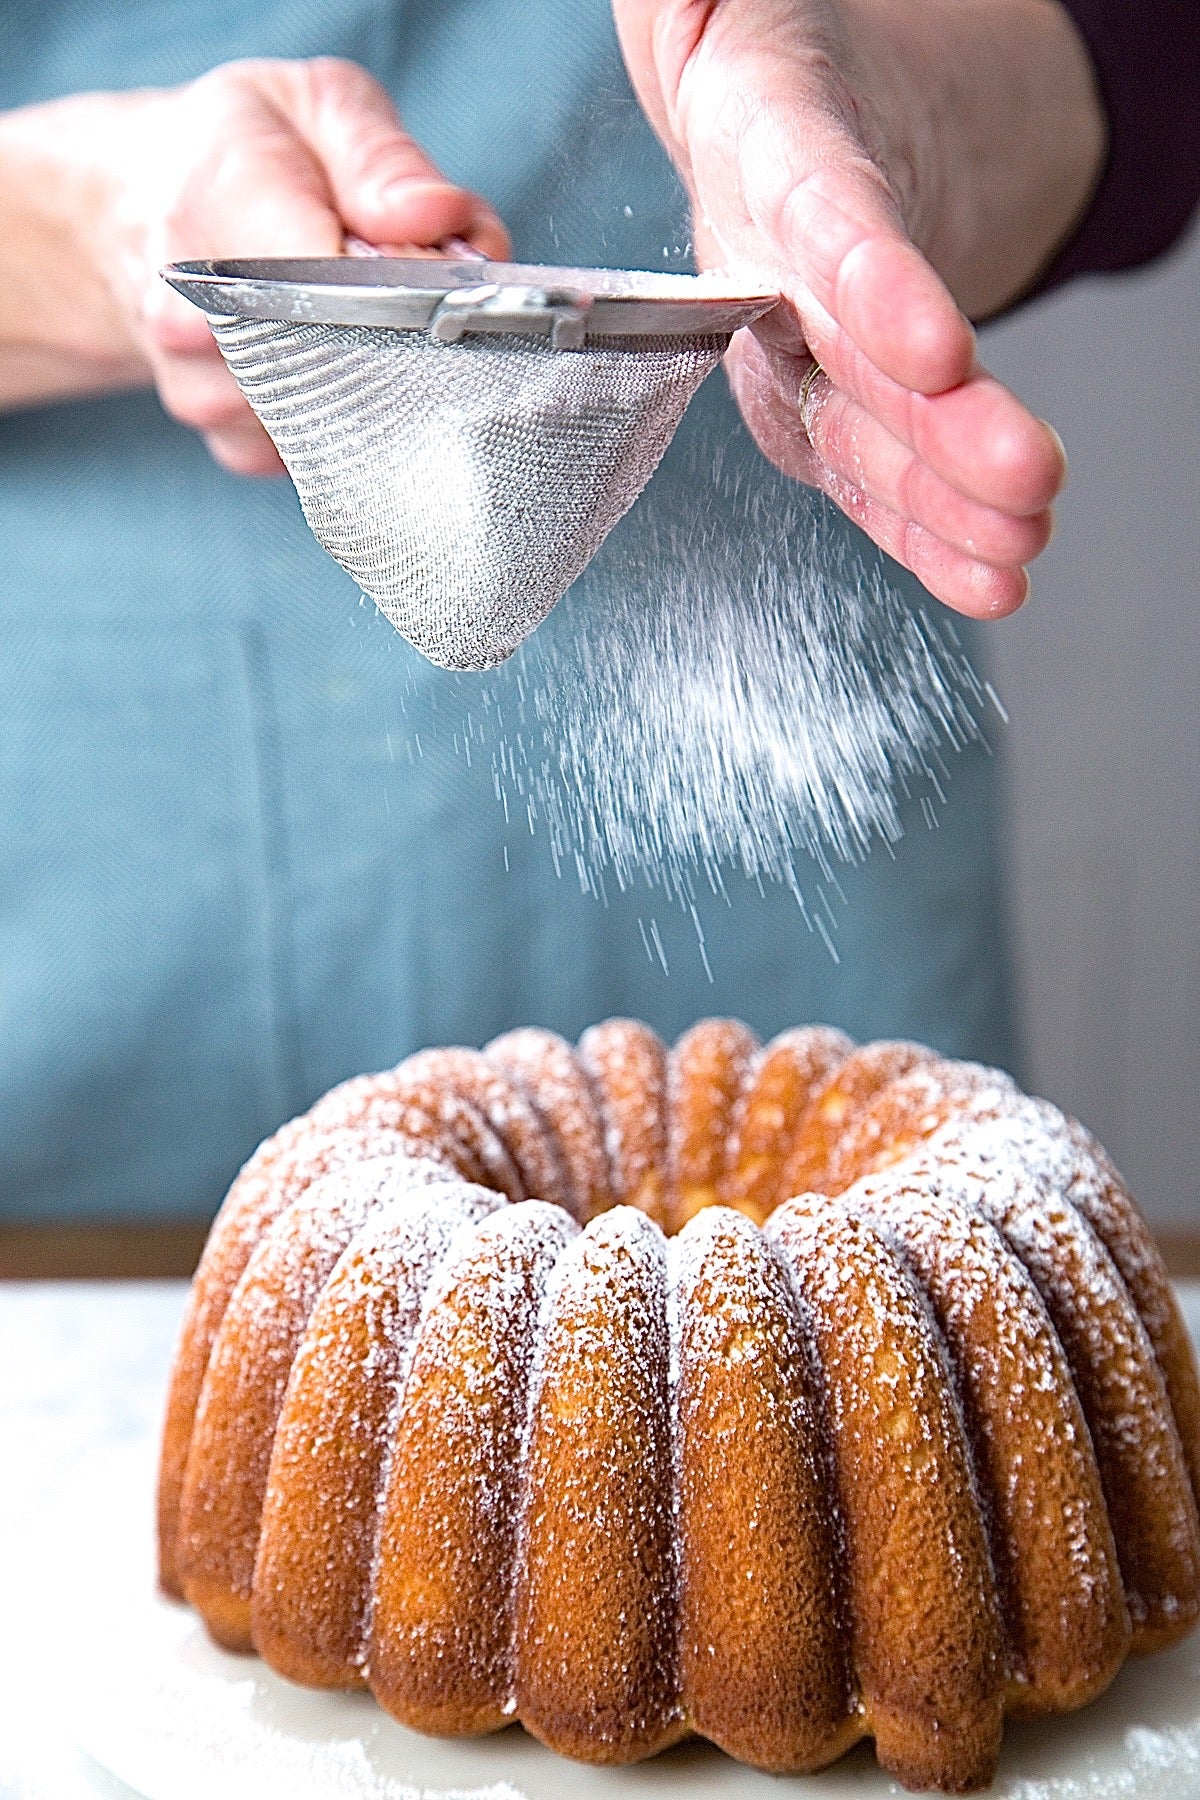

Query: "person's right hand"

xmin=0 ymin=58 xmax=508 ymax=473
xmin=614 ymin=0 xmax=1106 ymax=618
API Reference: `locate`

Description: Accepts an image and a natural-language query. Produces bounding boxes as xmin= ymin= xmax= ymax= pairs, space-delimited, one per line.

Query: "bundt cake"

xmin=157 ymin=1019 xmax=1200 ymax=1794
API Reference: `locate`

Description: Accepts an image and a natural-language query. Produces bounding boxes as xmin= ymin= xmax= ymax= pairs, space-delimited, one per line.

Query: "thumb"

xmin=617 ymin=0 xmax=974 ymax=396
xmin=292 ymin=57 xmax=510 ymax=257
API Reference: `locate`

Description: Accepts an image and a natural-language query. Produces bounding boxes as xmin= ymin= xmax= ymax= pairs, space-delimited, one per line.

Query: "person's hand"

xmin=0 ymin=59 xmax=508 ymax=473
xmin=613 ymin=0 xmax=1107 ymax=617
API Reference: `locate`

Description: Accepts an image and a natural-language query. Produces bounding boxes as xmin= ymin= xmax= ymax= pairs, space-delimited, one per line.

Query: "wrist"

xmin=837 ymin=0 xmax=1107 ymax=317
xmin=0 ymin=93 xmax=154 ymax=403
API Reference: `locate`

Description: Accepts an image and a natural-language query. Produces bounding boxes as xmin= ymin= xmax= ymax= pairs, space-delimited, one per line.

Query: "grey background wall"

xmin=979 ymin=226 xmax=1199 ymax=1226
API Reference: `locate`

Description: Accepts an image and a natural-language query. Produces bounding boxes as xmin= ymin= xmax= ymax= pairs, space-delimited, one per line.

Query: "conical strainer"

xmin=163 ymin=257 xmax=777 ymax=670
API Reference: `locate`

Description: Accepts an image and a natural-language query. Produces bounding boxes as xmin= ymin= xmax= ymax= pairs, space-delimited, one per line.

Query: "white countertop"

xmin=3 ymin=1279 xmax=1200 ymax=1800
xmin=0 ymin=1283 xmax=187 ymax=1800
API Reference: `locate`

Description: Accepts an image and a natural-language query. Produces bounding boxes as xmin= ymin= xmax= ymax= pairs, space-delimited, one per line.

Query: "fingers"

xmin=204 ymin=416 xmax=286 ymax=477
xmin=819 ymin=475 xmax=1031 ymax=619
xmin=129 ymin=69 xmax=347 ymax=469
xmin=674 ymin=33 xmax=977 ymax=399
xmin=726 ymin=331 xmax=1038 ymax=619
xmin=126 ymin=57 xmax=511 ymax=478
xmin=615 ymin=0 xmax=1067 ymax=607
xmin=162 ymin=71 xmax=348 ymax=260
xmin=793 ymin=295 xmax=1066 ymax=518
xmin=807 ymin=377 xmax=1053 ymax=569
xmin=283 ymin=58 xmax=510 ymax=257
xmin=140 ymin=327 xmax=284 ymax=475
xmin=745 ymin=337 xmax=1053 ymax=563
xmin=774 ymin=167 xmax=976 ymax=397
xmin=139 ymin=286 xmax=216 ymax=359
xmin=691 ymin=59 xmax=1056 ymax=598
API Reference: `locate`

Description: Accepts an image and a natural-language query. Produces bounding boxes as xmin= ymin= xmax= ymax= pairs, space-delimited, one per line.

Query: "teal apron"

xmin=0 ymin=0 xmax=1014 ymax=1221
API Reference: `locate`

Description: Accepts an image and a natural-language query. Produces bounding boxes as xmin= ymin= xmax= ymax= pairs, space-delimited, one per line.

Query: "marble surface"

xmin=2 ymin=1280 xmax=1199 ymax=1800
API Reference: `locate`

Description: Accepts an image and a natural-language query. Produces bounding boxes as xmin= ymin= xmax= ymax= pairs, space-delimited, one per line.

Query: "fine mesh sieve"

xmin=163 ymin=258 xmax=777 ymax=670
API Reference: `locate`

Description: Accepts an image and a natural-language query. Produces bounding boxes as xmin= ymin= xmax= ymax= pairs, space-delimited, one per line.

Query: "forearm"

xmin=0 ymin=95 xmax=150 ymax=411
xmin=842 ymin=0 xmax=1108 ymax=318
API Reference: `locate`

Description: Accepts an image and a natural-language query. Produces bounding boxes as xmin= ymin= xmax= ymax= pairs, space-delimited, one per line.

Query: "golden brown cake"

xmin=158 ymin=1018 xmax=1200 ymax=1794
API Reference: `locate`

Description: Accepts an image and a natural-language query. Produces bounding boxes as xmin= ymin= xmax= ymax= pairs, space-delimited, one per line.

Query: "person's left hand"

xmin=613 ymin=0 xmax=1106 ymax=618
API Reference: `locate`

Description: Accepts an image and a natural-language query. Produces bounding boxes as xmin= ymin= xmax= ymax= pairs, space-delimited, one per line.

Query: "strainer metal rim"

xmin=162 ymin=257 xmax=779 ymax=342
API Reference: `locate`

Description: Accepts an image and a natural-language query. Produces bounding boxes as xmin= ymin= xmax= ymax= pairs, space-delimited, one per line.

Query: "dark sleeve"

xmin=1028 ymin=0 xmax=1200 ymax=297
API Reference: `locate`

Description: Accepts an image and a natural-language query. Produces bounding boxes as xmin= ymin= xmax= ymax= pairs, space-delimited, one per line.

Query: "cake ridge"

xmin=768 ymin=1191 xmax=1007 ymax=1790
xmin=252 ymin=1180 xmax=501 ymax=1687
xmin=158 ymin=1015 xmax=1200 ymax=1794
xmin=367 ymin=1196 xmax=578 ymax=1732
xmin=513 ymin=1205 xmax=681 ymax=1761
xmin=486 ymin=1027 xmax=614 ymax=1222
xmin=672 ymin=1204 xmax=859 ymax=1770
xmin=845 ymin=1169 xmax=1130 ymax=1712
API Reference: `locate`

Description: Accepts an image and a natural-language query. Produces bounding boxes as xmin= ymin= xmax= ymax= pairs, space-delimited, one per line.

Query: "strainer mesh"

xmin=211 ymin=316 xmax=726 ymax=670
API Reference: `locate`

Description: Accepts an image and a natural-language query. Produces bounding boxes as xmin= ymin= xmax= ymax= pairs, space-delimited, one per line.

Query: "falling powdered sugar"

xmin=438 ymin=471 xmax=993 ymax=949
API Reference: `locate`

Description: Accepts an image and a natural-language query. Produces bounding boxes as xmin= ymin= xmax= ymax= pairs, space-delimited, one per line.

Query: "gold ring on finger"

xmin=799 ymin=359 xmax=824 ymax=439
